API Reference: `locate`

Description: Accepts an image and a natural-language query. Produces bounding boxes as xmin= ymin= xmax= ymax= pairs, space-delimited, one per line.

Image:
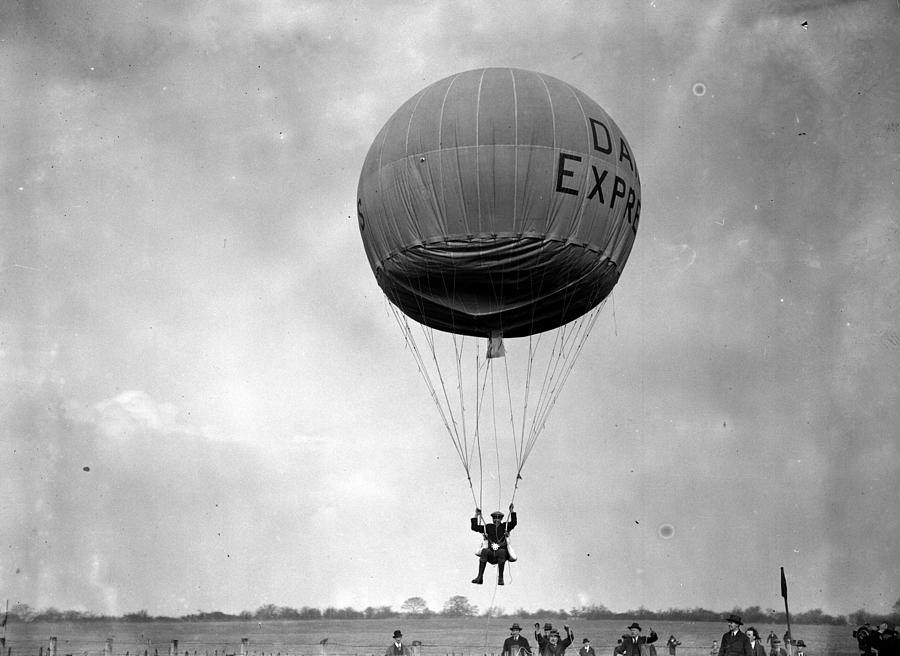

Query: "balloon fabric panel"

xmin=357 ymin=67 xmax=640 ymax=338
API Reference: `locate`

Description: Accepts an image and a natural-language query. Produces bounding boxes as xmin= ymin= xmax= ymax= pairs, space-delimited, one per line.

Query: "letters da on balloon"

xmin=554 ymin=116 xmax=641 ymax=235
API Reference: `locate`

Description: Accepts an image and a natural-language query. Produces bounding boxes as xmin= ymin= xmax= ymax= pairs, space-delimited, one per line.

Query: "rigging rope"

xmin=387 ymin=296 xmax=607 ymax=511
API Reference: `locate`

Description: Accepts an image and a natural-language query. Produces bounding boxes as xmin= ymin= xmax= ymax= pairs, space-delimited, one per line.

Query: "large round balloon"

xmin=357 ymin=67 xmax=640 ymax=338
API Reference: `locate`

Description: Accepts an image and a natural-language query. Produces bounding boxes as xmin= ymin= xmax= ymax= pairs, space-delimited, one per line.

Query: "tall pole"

xmin=781 ymin=567 xmax=793 ymax=656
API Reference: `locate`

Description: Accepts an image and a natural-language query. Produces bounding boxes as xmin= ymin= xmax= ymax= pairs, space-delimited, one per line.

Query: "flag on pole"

xmin=781 ymin=567 xmax=788 ymax=598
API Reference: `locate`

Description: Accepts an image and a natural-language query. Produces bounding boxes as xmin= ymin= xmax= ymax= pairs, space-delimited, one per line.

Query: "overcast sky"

xmin=2 ymin=0 xmax=898 ymax=620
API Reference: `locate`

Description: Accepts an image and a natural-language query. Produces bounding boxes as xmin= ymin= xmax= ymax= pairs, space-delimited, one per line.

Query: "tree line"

xmin=5 ymin=598 xmax=898 ymax=627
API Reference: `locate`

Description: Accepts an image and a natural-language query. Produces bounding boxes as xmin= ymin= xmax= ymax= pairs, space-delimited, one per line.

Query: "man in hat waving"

xmin=471 ymin=503 xmax=517 ymax=585
xmin=717 ymin=615 xmax=752 ymax=656
xmin=534 ymin=623 xmax=556 ymax=652
xmin=503 ymin=623 xmax=533 ymax=656
xmin=615 ymin=623 xmax=658 ymax=656
xmin=386 ymin=631 xmax=411 ymax=656
xmin=539 ymin=627 xmax=574 ymax=656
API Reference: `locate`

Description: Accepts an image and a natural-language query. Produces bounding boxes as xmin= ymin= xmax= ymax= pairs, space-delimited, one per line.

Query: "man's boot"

xmin=472 ymin=559 xmax=486 ymax=584
xmin=497 ymin=561 xmax=506 ymax=585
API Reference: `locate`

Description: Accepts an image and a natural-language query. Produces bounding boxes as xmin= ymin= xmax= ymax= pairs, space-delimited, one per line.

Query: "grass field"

xmin=2 ymin=619 xmax=859 ymax=656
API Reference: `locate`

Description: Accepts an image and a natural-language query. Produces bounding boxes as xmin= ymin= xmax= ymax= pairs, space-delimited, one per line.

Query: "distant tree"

xmin=255 ymin=604 xmax=280 ymax=620
xmin=10 ymin=603 xmax=36 ymax=622
xmin=741 ymin=606 xmax=766 ymax=623
xmin=574 ymin=604 xmax=612 ymax=620
xmin=893 ymin=597 xmax=900 ymax=617
xmin=123 ymin=610 xmax=151 ymax=622
xmin=402 ymin=597 xmax=430 ymax=616
xmin=482 ymin=606 xmax=504 ymax=618
xmin=442 ymin=595 xmax=478 ymax=617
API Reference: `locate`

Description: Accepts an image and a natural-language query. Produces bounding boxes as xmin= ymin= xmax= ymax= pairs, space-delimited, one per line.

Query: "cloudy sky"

xmin=2 ymin=0 xmax=898 ymax=619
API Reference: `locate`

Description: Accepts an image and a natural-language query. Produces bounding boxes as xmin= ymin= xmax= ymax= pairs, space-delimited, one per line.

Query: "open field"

xmin=2 ymin=620 xmax=860 ymax=656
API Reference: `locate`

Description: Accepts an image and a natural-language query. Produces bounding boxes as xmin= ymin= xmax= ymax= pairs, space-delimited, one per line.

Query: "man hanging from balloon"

xmin=357 ymin=67 xmax=642 ymax=585
xmin=471 ymin=503 xmax=517 ymax=585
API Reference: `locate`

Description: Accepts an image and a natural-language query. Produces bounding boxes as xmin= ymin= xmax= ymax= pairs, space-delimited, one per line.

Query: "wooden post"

xmin=50 ymin=637 xmax=58 ymax=656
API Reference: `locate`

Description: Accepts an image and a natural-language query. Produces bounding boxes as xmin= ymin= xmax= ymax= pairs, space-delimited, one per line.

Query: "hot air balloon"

xmin=357 ymin=67 xmax=640 ymax=515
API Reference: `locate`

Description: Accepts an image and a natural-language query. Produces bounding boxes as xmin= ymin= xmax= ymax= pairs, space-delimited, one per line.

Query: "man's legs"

xmin=472 ymin=551 xmax=488 ymax=584
xmin=497 ymin=551 xmax=507 ymax=585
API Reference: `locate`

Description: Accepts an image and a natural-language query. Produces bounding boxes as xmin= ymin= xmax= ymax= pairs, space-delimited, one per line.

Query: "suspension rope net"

xmin=387 ymin=298 xmax=607 ymax=511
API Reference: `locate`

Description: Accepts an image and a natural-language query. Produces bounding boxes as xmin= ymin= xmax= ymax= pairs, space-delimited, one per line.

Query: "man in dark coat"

xmin=385 ymin=631 xmax=411 ymax=656
xmin=540 ymin=628 xmax=574 ymax=656
xmin=615 ymin=623 xmax=658 ymax=656
xmin=502 ymin=623 xmax=533 ymax=656
xmin=580 ymin=638 xmax=597 ymax=656
xmin=534 ymin=623 xmax=555 ymax=652
xmin=471 ymin=503 xmax=516 ymax=585
xmin=718 ymin=615 xmax=753 ymax=656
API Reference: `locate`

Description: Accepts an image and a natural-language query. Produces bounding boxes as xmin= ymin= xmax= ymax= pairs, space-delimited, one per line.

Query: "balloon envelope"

xmin=357 ymin=67 xmax=640 ymax=338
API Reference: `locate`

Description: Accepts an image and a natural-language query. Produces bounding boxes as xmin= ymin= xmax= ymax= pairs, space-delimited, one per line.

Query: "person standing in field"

xmin=539 ymin=627 xmax=574 ymax=656
xmin=667 ymin=636 xmax=682 ymax=656
xmin=718 ymin=614 xmax=752 ymax=656
xmin=615 ymin=623 xmax=658 ymax=656
xmin=503 ymin=623 xmax=533 ymax=656
xmin=710 ymin=641 xmax=719 ymax=656
xmin=580 ymin=638 xmax=596 ymax=656
xmin=535 ymin=623 xmax=554 ymax=652
xmin=874 ymin=624 xmax=900 ymax=656
xmin=746 ymin=627 xmax=767 ymax=656
xmin=386 ymin=630 xmax=411 ymax=656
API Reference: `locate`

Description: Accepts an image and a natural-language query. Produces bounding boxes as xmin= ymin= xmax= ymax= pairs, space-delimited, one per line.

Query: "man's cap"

xmin=393 ymin=631 xmax=403 ymax=639
xmin=550 ymin=631 xmax=561 ymax=638
xmin=510 ymin=624 xmax=523 ymax=631
xmin=491 ymin=510 xmax=504 ymax=518
xmin=628 ymin=623 xmax=642 ymax=631
xmin=725 ymin=614 xmax=743 ymax=625
xmin=796 ymin=642 xmax=806 ymax=648
xmin=583 ymin=639 xmax=591 ymax=644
